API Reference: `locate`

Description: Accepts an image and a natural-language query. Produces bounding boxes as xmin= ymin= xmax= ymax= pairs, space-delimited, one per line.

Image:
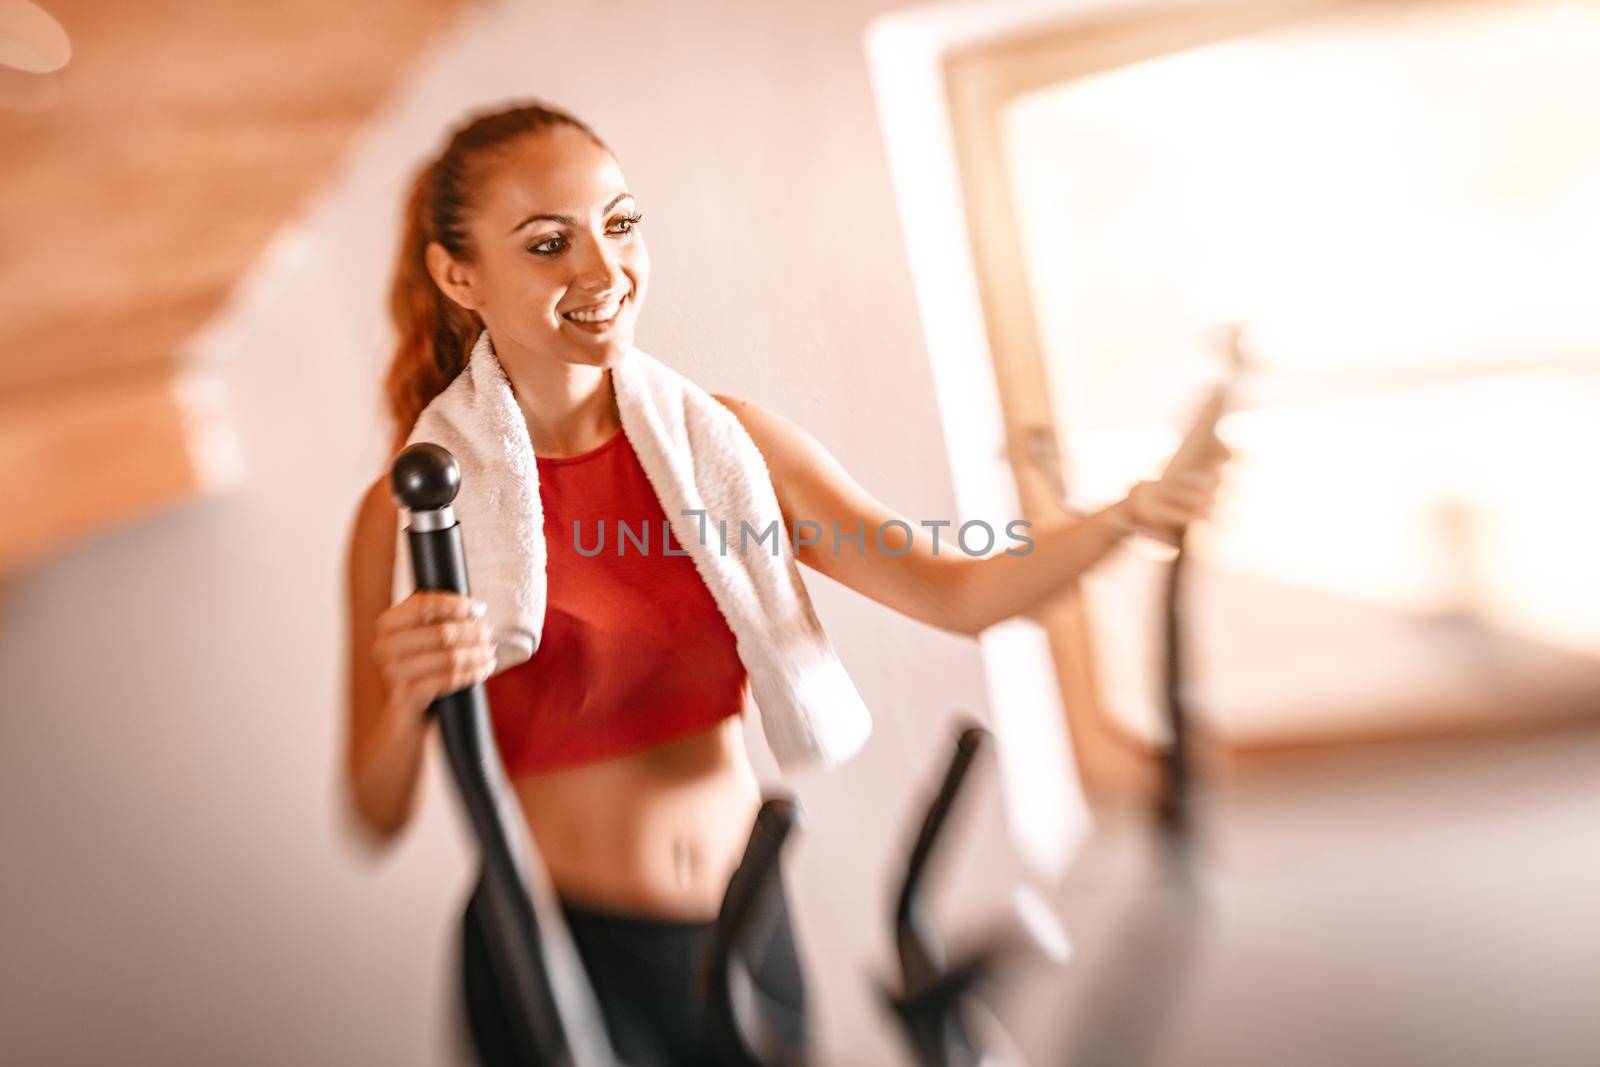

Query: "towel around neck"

xmin=390 ymin=329 xmax=872 ymax=773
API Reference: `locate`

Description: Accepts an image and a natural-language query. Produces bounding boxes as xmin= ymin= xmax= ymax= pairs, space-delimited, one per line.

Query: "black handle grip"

xmin=705 ymin=798 xmax=808 ymax=1067
xmin=894 ymin=724 xmax=987 ymax=990
xmin=392 ymin=442 xmax=613 ymax=1067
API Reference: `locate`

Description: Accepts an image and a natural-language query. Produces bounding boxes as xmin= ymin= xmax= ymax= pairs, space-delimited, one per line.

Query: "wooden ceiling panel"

xmin=0 ymin=0 xmax=468 ymax=398
xmin=0 ymin=0 xmax=467 ymax=574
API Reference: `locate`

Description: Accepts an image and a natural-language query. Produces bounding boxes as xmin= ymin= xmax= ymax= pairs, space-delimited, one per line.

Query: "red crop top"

xmin=482 ymin=425 xmax=749 ymax=776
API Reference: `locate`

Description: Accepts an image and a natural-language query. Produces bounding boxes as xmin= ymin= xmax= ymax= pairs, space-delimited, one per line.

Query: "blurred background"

xmin=1 ymin=1 xmax=1596 ymax=1065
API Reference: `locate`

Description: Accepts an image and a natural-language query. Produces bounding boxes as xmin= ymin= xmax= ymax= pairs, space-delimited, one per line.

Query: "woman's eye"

xmin=528 ymin=214 xmax=640 ymax=257
xmin=609 ymin=212 xmax=644 ymax=236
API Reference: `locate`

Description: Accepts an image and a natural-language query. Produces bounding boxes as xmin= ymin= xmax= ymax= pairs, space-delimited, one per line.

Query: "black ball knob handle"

xmin=391 ymin=443 xmax=460 ymax=512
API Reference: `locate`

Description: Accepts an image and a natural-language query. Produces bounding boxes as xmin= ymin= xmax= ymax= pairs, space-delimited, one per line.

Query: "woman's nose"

xmin=572 ymin=233 xmax=628 ymax=291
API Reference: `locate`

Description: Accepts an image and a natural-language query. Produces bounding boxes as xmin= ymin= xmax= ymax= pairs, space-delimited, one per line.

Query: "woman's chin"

xmin=559 ymin=330 xmax=632 ymax=365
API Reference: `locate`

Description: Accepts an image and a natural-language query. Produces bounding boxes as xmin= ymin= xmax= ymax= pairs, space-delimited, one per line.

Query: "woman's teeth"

xmin=564 ymin=298 xmax=623 ymax=324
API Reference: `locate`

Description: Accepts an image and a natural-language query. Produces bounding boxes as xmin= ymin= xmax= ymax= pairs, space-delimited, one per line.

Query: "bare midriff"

xmin=509 ymin=715 xmax=762 ymax=922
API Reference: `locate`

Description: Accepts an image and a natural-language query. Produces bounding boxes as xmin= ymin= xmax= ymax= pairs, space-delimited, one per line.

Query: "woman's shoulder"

xmin=710 ymin=392 xmax=781 ymax=450
xmin=348 ymin=474 xmax=398 ymax=576
xmin=709 ymin=392 xmax=815 ymax=474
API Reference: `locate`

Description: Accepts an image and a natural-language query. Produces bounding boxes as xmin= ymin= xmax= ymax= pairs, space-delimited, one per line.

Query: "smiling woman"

xmin=344 ymin=98 xmax=1227 ymax=1066
xmin=357 ymin=102 xmax=786 ymax=1067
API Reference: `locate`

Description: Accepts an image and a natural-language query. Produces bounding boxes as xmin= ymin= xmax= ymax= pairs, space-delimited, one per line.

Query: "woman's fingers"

xmin=1169 ymin=468 xmax=1221 ymax=490
xmin=370 ymin=593 xmax=496 ymax=727
xmin=373 ymin=617 xmax=494 ymax=661
xmin=1157 ymin=477 xmax=1213 ymax=502
xmin=1150 ymin=482 xmax=1213 ymax=512
xmin=385 ymin=645 xmax=494 ymax=684
xmin=375 ymin=591 xmax=484 ymax=635
xmin=1131 ymin=480 xmax=1216 ymax=531
xmin=384 ymin=646 xmax=497 ymax=696
xmin=1147 ymin=502 xmax=1198 ymax=529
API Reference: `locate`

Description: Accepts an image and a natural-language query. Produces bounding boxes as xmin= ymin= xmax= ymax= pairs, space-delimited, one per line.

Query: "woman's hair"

xmin=384 ymin=101 xmax=612 ymax=456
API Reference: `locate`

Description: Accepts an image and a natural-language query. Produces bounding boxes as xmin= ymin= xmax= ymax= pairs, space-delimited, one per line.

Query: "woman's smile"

xmin=560 ymin=289 xmax=630 ymax=334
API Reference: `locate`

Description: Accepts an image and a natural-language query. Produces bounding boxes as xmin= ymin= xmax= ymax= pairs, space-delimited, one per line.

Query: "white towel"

xmin=391 ymin=329 xmax=872 ymax=773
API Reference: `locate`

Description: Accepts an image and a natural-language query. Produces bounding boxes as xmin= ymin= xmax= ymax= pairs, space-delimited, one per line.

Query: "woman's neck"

xmin=495 ymin=339 xmax=622 ymax=457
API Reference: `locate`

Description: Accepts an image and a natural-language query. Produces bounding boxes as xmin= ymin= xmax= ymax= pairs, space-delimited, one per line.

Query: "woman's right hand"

xmin=370 ymin=591 xmax=497 ymax=730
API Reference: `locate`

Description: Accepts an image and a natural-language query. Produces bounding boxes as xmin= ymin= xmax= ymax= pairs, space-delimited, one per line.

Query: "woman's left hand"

xmin=1123 ymin=465 xmax=1226 ymax=538
xmin=1119 ymin=383 xmax=1235 ymax=540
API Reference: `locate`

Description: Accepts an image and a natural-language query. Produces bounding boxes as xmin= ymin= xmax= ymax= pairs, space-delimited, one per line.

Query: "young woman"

xmin=343 ymin=102 xmax=1227 ymax=1066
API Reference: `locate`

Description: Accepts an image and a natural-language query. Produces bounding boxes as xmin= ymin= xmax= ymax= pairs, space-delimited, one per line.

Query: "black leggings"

xmin=460 ymin=873 xmax=807 ymax=1066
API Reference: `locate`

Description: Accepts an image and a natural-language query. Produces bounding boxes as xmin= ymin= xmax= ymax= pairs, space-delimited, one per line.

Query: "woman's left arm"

xmin=714 ymin=394 xmax=1225 ymax=638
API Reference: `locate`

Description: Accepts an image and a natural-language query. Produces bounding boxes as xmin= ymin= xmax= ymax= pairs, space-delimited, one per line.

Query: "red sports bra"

xmin=482 ymin=425 xmax=749 ymax=776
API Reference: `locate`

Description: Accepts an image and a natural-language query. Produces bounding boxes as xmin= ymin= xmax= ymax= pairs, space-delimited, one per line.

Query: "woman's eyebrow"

xmin=508 ymin=191 xmax=634 ymax=234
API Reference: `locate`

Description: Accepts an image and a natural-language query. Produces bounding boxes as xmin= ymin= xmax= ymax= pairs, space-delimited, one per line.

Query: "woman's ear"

xmin=424 ymin=241 xmax=481 ymax=311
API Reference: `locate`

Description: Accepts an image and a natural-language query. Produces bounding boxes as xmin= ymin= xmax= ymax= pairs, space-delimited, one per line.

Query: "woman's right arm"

xmin=343 ymin=476 xmax=495 ymax=843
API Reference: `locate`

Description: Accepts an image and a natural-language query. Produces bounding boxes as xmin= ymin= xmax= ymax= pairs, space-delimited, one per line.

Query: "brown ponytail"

xmin=383 ymin=101 xmax=612 ymax=457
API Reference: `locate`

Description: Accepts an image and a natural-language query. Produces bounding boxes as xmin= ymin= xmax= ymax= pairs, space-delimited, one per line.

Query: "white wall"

xmin=0 ymin=2 xmax=1054 ymax=1064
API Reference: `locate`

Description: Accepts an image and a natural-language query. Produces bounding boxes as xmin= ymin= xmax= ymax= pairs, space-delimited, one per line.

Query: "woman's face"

xmin=449 ymin=125 xmax=649 ymax=368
